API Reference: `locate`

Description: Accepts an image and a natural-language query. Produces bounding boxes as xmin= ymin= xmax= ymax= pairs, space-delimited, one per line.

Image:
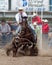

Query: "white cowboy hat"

xmin=18 ymin=7 xmax=23 ymax=10
xmin=33 ymin=13 xmax=37 ymax=17
xmin=44 ymin=19 xmax=48 ymax=22
xmin=33 ymin=22 xmax=37 ymax=25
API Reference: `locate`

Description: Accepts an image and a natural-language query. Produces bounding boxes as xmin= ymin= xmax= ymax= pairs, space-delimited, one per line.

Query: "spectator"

xmin=8 ymin=20 xmax=18 ymax=37
xmin=42 ymin=19 xmax=49 ymax=49
xmin=33 ymin=22 xmax=40 ymax=35
xmin=42 ymin=19 xmax=49 ymax=34
xmin=32 ymin=13 xmax=42 ymax=25
xmin=8 ymin=20 xmax=18 ymax=31
xmin=30 ymin=22 xmax=40 ymax=43
xmin=0 ymin=19 xmax=11 ymax=44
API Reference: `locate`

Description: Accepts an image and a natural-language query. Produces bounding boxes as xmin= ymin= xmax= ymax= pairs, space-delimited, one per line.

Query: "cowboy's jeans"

xmin=16 ymin=25 xmax=21 ymax=34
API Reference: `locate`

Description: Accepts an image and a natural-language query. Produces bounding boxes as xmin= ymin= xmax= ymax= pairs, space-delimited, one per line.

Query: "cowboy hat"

xmin=33 ymin=22 xmax=37 ymax=25
xmin=44 ymin=19 xmax=48 ymax=22
xmin=18 ymin=7 xmax=23 ymax=10
xmin=33 ymin=13 xmax=37 ymax=17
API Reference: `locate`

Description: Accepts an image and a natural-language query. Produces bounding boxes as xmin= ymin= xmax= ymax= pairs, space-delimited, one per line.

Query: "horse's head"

xmin=20 ymin=16 xmax=28 ymax=28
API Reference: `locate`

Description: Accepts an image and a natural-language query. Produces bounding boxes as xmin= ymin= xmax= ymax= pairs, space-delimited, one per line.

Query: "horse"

xmin=6 ymin=16 xmax=38 ymax=57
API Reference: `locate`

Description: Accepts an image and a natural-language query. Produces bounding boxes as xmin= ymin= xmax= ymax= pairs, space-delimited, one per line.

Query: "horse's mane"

xmin=19 ymin=19 xmax=36 ymax=43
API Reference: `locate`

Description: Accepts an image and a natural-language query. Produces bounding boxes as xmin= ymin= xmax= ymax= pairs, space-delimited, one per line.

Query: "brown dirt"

xmin=0 ymin=48 xmax=52 ymax=65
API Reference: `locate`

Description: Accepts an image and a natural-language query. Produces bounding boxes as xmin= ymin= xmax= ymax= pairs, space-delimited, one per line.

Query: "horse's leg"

xmin=30 ymin=46 xmax=38 ymax=56
xmin=18 ymin=45 xmax=25 ymax=56
xmin=34 ymin=46 xmax=38 ymax=56
xmin=13 ymin=48 xmax=17 ymax=57
xmin=6 ymin=44 xmax=13 ymax=56
xmin=30 ymin=44 xmax=35 ymax=56
xmin=6 ymin=49 xmax=11 ymax=56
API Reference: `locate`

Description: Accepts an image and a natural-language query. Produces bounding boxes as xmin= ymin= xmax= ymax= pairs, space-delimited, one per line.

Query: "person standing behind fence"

xmin=33 ymin=22 xmax=41 ymax=44
xmin=33 ymin=22 xmax=40 ymax=35
xmin=42 ymin=19 xmax=49 ymax=49
xmin=31 ymin=13 xmax=42 ymax=36
xmin=0 ymin=19 xmax=11 ymax=45
xmin=32 ymin=13 xmax=43 ymax=50
xmin=32 ymin=13 xmax=42 ymax=25
xmin=32 ymin=13 xmax=42 ymax=40
xmin=32 ymin=12 xmax=42 ymax=40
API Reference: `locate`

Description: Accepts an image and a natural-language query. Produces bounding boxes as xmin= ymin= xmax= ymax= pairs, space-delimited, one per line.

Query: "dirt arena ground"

xmin=0 ymin=32 xmax=51 ymax=65
xmin=0 ymin=48 xmax=52 ymax=65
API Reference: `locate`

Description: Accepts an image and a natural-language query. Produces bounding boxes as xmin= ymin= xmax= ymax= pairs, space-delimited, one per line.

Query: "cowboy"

xmin=15 ymin=7 xmax=27 ymax=24
xmin=15 ymin=7 xmax=27 ymax=35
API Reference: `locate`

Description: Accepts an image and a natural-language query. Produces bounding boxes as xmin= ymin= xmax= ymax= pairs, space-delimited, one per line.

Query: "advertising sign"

xmin=0 ymin=0 xmax=8 ymax=11
xmin=26 ymin=0 xmax=49 ymax=11
xmin=11 ymin=0 xmax=28 ymax=11
xmin=11 ymin=0 xmax=49 ymax=11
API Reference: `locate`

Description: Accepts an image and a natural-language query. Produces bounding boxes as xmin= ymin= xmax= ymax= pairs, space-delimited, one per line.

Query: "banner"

xmin=0 ymin=0 xmax=8 ymax=11
xmin=11 ymin=0 xmax=49 ymax=11
xmin=26 ymin=0 xmax=49 ymax=11
xmin=11 ymin=0 xmax=28 ymax=11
